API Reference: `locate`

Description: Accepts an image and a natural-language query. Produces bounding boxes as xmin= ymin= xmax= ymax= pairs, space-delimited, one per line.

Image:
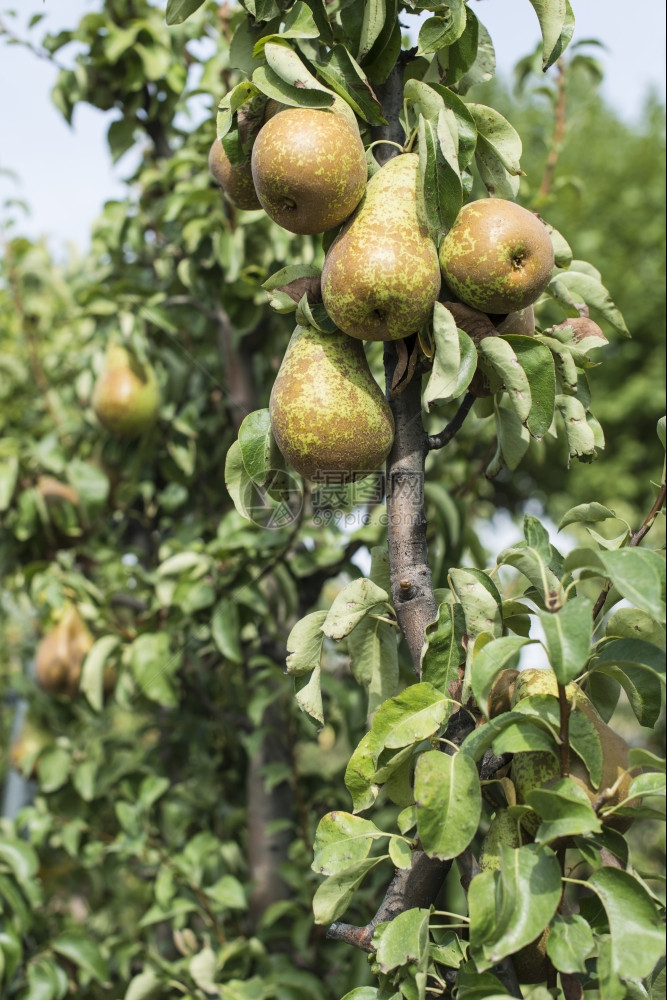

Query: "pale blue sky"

xmin=1 ymin=0 xmax=665 ymax=251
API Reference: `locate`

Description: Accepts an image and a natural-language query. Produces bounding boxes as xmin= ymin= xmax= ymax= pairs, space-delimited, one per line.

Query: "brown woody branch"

xmin=427 ymin=392 xmax=476 ymax=451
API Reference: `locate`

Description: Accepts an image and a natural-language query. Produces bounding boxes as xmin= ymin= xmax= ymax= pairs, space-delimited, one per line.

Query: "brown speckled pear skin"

xmin=321 ymin=153 xmax=441 ymax=342
xmin=209 ymin=139 xmax=261 ymax=211
xmin=92 ymin=345 xmax=160 ymax=439
xmin=269 ymin=325 xmax=394 ymax=482
xmin=250 ymin=108 xmax=367 ymax=235
xmin=439 ymin=200 xmax=554 ymax=314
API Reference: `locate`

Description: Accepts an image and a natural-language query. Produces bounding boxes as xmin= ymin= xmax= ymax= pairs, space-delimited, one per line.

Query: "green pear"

xmin=35 ymin=604 xmax=93 ymax=697
xmin=209 ymin=139 xmax=261 ymax=211
xmin=251 ymin=107 xmax=367 ymax=235
xmin=510 ymin=668 xmax=635 ymax=834
xmin=92 ymin=345 xmax=160 ymax=439
xmin=439 ymin=199 xmax=554 ymax=314
xmin=321 ymin=153 xmax=441 ymax=341
xmin=479 ymin=809 xmax=522 ymax=871
xmin=269 ymin=325 xmax=394 ymax=482
xmin=10 ymin=717 xmax=52 ymax=778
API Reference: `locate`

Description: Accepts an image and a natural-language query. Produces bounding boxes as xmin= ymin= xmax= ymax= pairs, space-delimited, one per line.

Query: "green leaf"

xmin=417 ymin=114 xmax=463 ymax=239
xmin=424 ymin=304 xmax=476 ymax=409
xmin=606 ymin=607 xmax=665 ymax=650
xmin=358 ymin=0 xmax=389 ymax=60
xmin=52 ymin=933 xmax=109 ymax=984
xmin=373 ymin=683 xmax=452 ymax=750
xmin=555 ymin=394 xmax=598 ymax=463
xmin=66 ymin=460 xmax=109 ymax=518
xmin=312 ymin=812 xmax=385 ymax=875
xmin=211 ymin=597 xmax=243 ymax=664
xmin=449 ymin=567 xmax=503 ymax=638
xmin=252 ymin=64 xmax=333 ymax=109
xmin=545 ymin=913 xmax=595 ymax=973
xmin=417 ymin=2 xmax=467 ymax=55
xmin=0 ymin=450 xmax=19 ymax=511
xmin=347 ymin=611 xmax=399 ymax=717
xmin=471 ymin=636 xmax=532 ymax=718
xmin=468 ymin=844 xmax=562 ymax=969
xmin=478 ymin=337 xmax=531 ymax=423
xmin=547 ymin=270 xmax=629 ymax=337
xmin=587 ymin=868 xmax=666 ymax=981
xmin=80 ymin=635 xmax=120 ymax=712
xmin=123 ymin=969 xmax=164 ymax=1000
xmin=165 ymin=0 xmax=205 ymax=25
xmin=528 ymin=777 xmax=602 ymax=843
xmin=294 ymin=665 xmax=323 ymax=726
xmin=286 ymin=611 xmax=327 ymax=676
xmin=497 ymin=541 xmax=564 ymax=610
xmin=527 ymin=0 xmax=569 ymax=69
xmin=313 ymin=45 xmax=386 ymax=125
xmin=598 ymin=549 xmax=665 ymax=622
xmin=504 ymin=335 xmax=556 ymax=440
xmin=0 ymin=839 xmax=38 ymax=886
xmin=558 ymin=502 xmax=617 ymax=531
xmin=592 ymin=638 xmax=665 ymax=727
xmin=37 ymin=747 xmax=71 ymax=793
xmin=322 ymin=578 xmax=389 ymax=640
xmin=422 ymin=601 xmax=466 ymax=695
xmin=492 ymin=402 xmax=530 ymax=472
xmin=415 ymin=750 xmax=481 ymax=859
xmin=313 ymin=856 xmax=386 ymax=924
xmin=130 ymin=632 xmax=180 ymax=707
xmin=538 ymin=596 xmax=593 ymax=685
xmin=467 ymin=105 xmax=522 ymax=177
xmin=374 ymin=907 xmax=430 ymax=974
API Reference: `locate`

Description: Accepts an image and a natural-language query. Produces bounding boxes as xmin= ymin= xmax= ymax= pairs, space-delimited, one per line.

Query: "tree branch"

xmin=538 ymin=58 xmax=567 ymax=201
xmin=427 ymin=392 xmax=476 ymax=451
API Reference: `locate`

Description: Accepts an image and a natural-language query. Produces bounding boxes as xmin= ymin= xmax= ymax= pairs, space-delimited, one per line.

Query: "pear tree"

xmin=0 ymin=1 xmax=664 ymax=998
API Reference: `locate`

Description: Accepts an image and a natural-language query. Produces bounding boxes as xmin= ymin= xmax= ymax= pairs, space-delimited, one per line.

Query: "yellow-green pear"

xmin=10 ymin=717 xmax=51 ymax=778
xmin=510 ymin=668 xmax=635 ymax=834
xmin=251 ymin=107 xmax=367 ymax=235
xmin=208 ymin=138 xmax=261 ymax=211
xmin=35 ymin=604 xmax=93 ymax=697
xmin=269 ymin=325 xmax=394 ymax=482
xmin=321 ymin=153 xmax=441 ymax=341
xmin=479 ymin=809 xmax=522 ymax=871
xmin=439 ymin=199 xmax=554 ymax=314
xmin=92 ymin=345 xmax=160 ymax=439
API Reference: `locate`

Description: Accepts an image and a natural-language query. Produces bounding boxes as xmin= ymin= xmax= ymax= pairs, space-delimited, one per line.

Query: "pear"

xmin=269 ymin=325 xmax=394 ymax=482
xmin=439 ymin=199 xmax=554 ymax=314
xmin=321 ymin=153 xmax=441 ymax=342
xmin=251 ymin=107 xmax=367 ymax=235
xmin=209 ymin=139 xmax=261 ymax=211
xmin=479 ymin=809 xmax=522 ymax=871
xmin=510 ymin=668 xmax=635 ymax=834
xmin=92 ymin=345 xmax=160 ymax=439
xmin=35 ymin=605 xmax=94 ymax=697
xmin=492 ymin=304 xmax=535 ymax=336
xmin=10 ymin=717 xmax=51 ymax=778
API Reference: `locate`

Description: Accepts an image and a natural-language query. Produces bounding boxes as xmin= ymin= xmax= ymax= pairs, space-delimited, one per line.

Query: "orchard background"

xmin=0 ymin=2 xmax=665 ymax=999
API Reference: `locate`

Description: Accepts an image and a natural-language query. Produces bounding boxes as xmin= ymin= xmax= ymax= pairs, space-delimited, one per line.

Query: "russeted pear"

xmin=439 ymin=199 xmax=554 ymax=314
xmin=269 ymin=325 xmax=394 ymax=482
xmin=321 ymin=153 xmax=441 ymax=341
xmin=35 ymin=605 xmax=93 ymax=697
xmin=251 ymin=107 xmax=367 ymax=235
xmin=479 ymin=809 xmax=521 ymax=871
xmin=92 ymin=345 xmax=160 ymax=439
xmin=510 ymin=668 xmax=635 ymax=834
xmin=208 ymin=138 xmax=261 ymax=211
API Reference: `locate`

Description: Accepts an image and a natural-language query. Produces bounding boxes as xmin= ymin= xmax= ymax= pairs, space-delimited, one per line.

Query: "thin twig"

xmin=427 ymin=392 xmax=476 ymax=451
xmin=538 ymin=58 xmax=567 ymax=200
